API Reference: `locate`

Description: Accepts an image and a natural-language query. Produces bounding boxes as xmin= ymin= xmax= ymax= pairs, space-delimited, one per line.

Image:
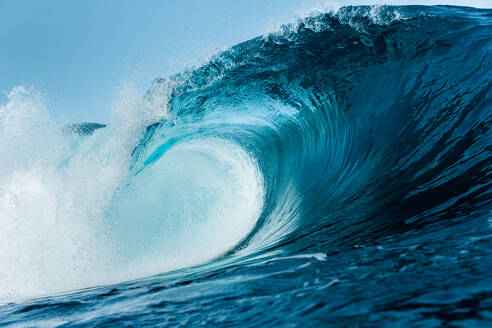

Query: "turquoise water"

xmin=0 ymin=5 xmax=491 ymax=327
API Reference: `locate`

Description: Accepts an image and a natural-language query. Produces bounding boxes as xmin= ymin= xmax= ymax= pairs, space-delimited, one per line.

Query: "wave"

xmin=0 ymin=8 xmax=490 ymax=324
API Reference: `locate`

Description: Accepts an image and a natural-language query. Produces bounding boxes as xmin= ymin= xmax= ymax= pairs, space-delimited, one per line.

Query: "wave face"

xmin=1 ymin=5 xmax=491 ymax=327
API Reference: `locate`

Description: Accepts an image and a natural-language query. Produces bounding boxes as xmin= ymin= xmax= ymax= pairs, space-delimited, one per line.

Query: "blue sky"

xmin=1 ymin=0 xmax=490 ymax=123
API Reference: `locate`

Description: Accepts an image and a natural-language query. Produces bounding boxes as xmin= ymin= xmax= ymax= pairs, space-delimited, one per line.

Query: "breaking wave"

xmin=0 ymin=5 xmax=491 ymax=327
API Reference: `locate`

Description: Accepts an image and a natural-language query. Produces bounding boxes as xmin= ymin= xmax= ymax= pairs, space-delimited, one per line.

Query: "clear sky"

xmin=1 ymin=0 xmax=490 ymax=123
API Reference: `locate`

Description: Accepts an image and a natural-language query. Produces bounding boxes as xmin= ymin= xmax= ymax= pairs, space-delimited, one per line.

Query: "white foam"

xmin=111 ymin=138 xmax=264 ymax=277
xmin=0 ymin=85 xmax=263 ymax=300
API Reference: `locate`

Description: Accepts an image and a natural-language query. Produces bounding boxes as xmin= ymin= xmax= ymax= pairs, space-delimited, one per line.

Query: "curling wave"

xmin=0 ymin=5 xmax=491 ymax=327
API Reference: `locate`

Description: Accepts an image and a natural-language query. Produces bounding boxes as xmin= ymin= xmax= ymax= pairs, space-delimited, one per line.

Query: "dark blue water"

xmin=1 ymin=5 xmax=491 ymax=327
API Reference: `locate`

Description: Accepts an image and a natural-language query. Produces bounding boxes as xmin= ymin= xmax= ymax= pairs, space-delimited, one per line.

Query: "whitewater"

xmin=0 ymin=5 xmax=491 ymax=327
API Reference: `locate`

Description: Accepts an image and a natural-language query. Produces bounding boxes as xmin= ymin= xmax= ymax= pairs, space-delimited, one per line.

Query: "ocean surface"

xmin=0 ymin=5 xmax=491 ymax=327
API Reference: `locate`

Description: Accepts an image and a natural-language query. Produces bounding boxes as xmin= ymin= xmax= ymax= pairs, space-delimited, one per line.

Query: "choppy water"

xmin=0 ymin=5 xmax=491 ymax=327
